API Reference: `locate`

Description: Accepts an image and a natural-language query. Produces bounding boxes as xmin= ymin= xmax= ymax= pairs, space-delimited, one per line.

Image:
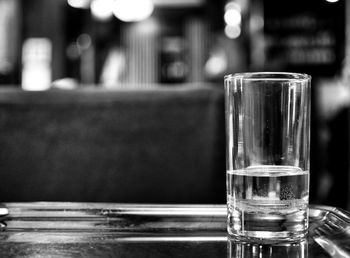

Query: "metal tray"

xmin=0 ymin=203 xmax=349 ymax=257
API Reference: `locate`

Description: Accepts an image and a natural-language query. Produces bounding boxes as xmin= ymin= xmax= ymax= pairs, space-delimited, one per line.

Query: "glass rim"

xmin=224 ymin=72 xmax=311 ymax=82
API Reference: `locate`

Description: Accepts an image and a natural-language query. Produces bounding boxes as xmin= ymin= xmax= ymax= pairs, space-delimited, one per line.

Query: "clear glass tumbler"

xmin=224 ymin=72 xmax=311 ymax=242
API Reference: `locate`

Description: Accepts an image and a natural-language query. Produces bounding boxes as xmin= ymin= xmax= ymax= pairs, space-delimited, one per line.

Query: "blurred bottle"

xmin=21 ymin=38 xmax=52 ymax=91
xmin=160 ymin=36 xmax=187 ymax=83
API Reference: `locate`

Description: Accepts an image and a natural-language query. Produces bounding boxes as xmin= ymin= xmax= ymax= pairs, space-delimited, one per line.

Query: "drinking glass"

xmin=224 ymin=72 xmax=311 ymax=242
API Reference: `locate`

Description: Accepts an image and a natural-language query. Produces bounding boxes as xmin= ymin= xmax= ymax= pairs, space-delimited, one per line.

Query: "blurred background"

xmin=0 ymin=0 xmax=349 ymax=209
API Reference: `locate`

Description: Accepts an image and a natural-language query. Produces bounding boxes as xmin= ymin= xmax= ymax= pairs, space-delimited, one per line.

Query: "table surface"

xmin=0 ymin=203 xmax=349 ymax=257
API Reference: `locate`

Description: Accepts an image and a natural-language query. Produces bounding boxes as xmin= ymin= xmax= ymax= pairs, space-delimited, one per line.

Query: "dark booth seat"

xmin=0 ymin=85 xmax=225 ymax=203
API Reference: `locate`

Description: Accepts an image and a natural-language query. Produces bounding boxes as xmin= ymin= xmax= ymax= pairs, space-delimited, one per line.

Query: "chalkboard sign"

xmin=263 ymin=0 xmax=345 ymax=77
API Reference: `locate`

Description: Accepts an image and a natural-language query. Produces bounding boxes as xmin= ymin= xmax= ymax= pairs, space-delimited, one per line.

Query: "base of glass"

xmin=227 ymin=228 xmax=308 ymax=244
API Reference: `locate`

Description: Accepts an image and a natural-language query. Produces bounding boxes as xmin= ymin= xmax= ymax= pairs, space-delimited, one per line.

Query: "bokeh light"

xmin=225 ymin=24 xmax=241 ymax=39
xmin=224 ymin=8 xmax=241 ymax=26
xmin=91 ymin=0 xmax=114 ymax=21
xmin=67 ymin=0 xmax=90 ymax=9
xmin=113 ymin=0 xmax=154 ymax=22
